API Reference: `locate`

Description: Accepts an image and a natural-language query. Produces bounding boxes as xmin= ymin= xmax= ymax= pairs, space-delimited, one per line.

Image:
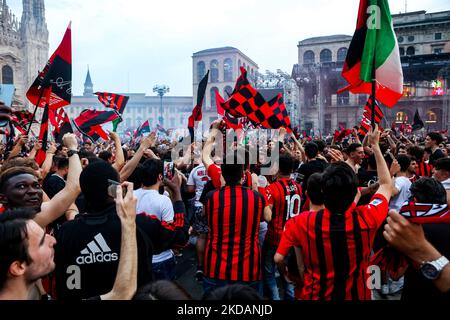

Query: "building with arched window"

xmin=292 ymin=10 xmax=450 ymax=133
xmin=0 ymin=0 xmax=49 ymax=109
xmin=192 ymin=47 xmax=258 ymax=129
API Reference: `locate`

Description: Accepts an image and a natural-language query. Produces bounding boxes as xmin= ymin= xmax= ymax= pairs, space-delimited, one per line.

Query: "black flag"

xmin=412 ymin=109 xmax=424 ymax=131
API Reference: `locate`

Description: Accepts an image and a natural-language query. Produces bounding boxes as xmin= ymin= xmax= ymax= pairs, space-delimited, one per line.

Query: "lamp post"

xmin=153 ymin=85 xmax=170 ymax=126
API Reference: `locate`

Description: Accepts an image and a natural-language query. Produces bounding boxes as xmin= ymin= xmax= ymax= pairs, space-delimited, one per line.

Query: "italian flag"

xmin=340 ymin=0 xmax=403 ymax=108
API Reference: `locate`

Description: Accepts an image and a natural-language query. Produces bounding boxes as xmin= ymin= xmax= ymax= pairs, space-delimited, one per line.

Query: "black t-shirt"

xmin=55 ymin=201 xmax=188 ymax=300
xmin=401 ymin=224 xmax=450 ymax=301
xmin=43 ymin=174 xmax=66 ymax=199
xmin=297 ymin=159 xmax=327 ymax=191
xmin=429 ymin=148 xmax=445 ymax=166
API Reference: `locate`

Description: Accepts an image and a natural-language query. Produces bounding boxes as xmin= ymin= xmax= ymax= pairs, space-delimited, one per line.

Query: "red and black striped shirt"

xmin=204 ymin=185 xmax=265 ymax=282
xmin=277 ymin=193 xmax=388 ymax=300
xmin=416 ymin=161 xmax=433 ymax=177
xmin=265 ymin=178 xmax=302 ymax=246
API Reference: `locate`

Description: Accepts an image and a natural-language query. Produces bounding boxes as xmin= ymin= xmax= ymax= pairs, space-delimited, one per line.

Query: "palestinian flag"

xmin=358 ymin=98 xmax=384 ymax=136
xmin=73 ymin=109 xmax=120 ymax=142
xmin=339 ymin=0 xmax=403 ymax=108
xmin=188 ymin=70 xmax=209 ymax=139
xmin=94 ymin=92 xmax=129 ymax=131
xmin=35 ymin=104 xmax=50 ymax=166
xmin=49 ymin=107 xmax=73 ymax=144
xmin=27 ymin=23 xmax=72 ymax=110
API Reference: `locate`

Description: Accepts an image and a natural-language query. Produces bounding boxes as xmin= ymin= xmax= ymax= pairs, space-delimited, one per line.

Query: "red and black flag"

xmin=333 ymin=128 xmax=353 ymax=142
xmin=412 ymin=109 xmax=424 ymax=131
xmin=358 ymin=98 xmax=384 ymax=136
xmin=221 ymin=68 xmax=292 ymax=132
xmin=49 ymin=107 xmax=73 ymax=144
xmin=94 ymin=92 xmax=129 ymax=114
xmin=26 ymin=22 xmax=72 ymax=110
xmin=188 ymin=70 xmax=209 ymax=139
xmin=11 ymin=110 xmax=35 ymax=127
xmin=35 ymin=104 xmax=50 ymax=166
xmin=73 ymin=109 xmax=120 ymax=142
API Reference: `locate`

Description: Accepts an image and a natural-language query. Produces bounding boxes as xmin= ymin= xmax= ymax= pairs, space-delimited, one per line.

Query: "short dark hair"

xmin=313 ymin=140 xmax=326 ymax=153
xmin=0 ymin=208 xmax=36 ymax=290
xmin=304 ymin=142 xmax=319 ymax=159
xmin=134 ymin=280 xmax=192 ymax=300
xmin=396 ymin=154 xmax=411 ymax=172
xmin=410 ymin=178 xmax=446 ymax=204
xmin=427 ymin=132 xmax=444 ymax=145
xmin=221 ymin=153 xmax=244 ymax=186
xmin=307 ymin=173 xmax=324 ymax=206
xmin=407 ymin=146 xmax=424 ymax=161
xmin=321 ymin=162 xmax=358 ymax=213
xmin=279 ymin=154 xmax=294 ymax=176
xmin=79 ymin=161 xmax=119 ymax=212
xmin=98 ymin=151 xmax=113 ymax=162
xmin=141 ymin=159 xmax=163 ymax=187
xmin=434 ymin=158 xmax=450 ymax=173
xmin=0 ymin=158 xmax=39 ymax=173
xmin=346 ymin=143 xmax=363 ymax=155
xmin=56 ymin=157 xmax=69 ymax=170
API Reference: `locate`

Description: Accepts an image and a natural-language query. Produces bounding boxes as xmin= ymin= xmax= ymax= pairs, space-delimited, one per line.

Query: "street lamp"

xmin=153 ymin=85 xmax=170 ymax=126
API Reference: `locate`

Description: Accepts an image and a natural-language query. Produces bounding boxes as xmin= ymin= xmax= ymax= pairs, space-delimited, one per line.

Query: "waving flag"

xmin=412 ymin=109 xmax=424 ymax=131
xmin=338 ymin=0 xmax=403 ymax=108
xmin=95 ymin=92 xmax=129 ymax=131
xmin=73 ymin=109 xmax=120 ymax=142
xmin=188 ymin=71 xmax=209 ymax=140
xmin=35 ymin=103 xmax=50 ymax=166
xmin=49 ymin=107 xmax=73 ymax=144
xmin=27 ymin=22 xmax=72 ymax=110
xmin=134 ymin=120 xmax=151 ymax=139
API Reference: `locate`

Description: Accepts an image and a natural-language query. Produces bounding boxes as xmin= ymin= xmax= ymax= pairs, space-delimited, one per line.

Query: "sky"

xmin=7 ymin=0 xmax=450 ymax=97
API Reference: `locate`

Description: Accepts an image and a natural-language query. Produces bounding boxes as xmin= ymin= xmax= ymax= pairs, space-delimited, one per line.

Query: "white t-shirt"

xmin=389 ymin=176 xmax=412 ymax=211
xmin=187 ymin=164 xmax=210 ymax=207
xmin=134 ymin=188 xmax=174 ymax=263
xmin=441 ymin=178 xmax=450 ymax=190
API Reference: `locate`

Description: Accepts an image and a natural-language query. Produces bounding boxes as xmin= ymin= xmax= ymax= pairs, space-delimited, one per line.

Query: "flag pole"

xmin=371 ymin=54 xmax=377 ymax=130
xmin=26 ymin=89 xmax=46 ymax=135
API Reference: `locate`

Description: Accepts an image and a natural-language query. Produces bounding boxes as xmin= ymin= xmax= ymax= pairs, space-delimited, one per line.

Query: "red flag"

xmin=73 ymin=109 xmax=119 ymax=142
xmin=358 ymin=98 xmax=384 ymax=137
xmin=333 ymin=129 xmax=353 ymax=142
xmin=27 ymin=23 xmax=72 ymax=109
xmin=215 ymin=89 xmax=225 ymax=116
xmin=35 ymin=101 xmax=50 ymax=166
xmin=49 ymin=107 xmax=73 ymax=144
xmin=188 ymin=71 xmax=209 ymax=130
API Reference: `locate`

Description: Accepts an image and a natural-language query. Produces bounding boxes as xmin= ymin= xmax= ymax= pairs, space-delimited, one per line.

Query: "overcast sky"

xmin=7 ymin=0 xmax=450 ymax=97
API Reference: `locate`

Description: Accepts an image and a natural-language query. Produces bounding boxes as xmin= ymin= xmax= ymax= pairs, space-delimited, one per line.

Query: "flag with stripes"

xmin=134 ymin=120 xmax=150 ymax=139
xmin=188 ymin=70 xmax=209 ymax=131
xmin=27 ymin=23 xmax=72 ymax=110
xmin=35 ymin=104 xmax=50 ymax=166
xmin=73 ymin=109 xmax=120 ymax=142
xmin=358 ymin=98 xmax=384 ymax=136
xmin=49 ymin=107 xmax=73 ymax=144
xmin=95 ymin=92 xmax=129 ymax=131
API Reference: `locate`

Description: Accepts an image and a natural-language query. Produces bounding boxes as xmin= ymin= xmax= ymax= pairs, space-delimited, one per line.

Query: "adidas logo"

xmin=76 ymin=233 xmax=118 ymax=265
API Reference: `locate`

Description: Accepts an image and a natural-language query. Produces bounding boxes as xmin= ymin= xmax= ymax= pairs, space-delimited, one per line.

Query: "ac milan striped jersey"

xmin=204 ymin=186 xmax=265 ymax=282
xmin=277 ymin=193 xmax=389 ymax=300
xmin=265 ymin=178 xmax=302 ymax=246
xmin=416 ymin=161 xmax=433 ymax=177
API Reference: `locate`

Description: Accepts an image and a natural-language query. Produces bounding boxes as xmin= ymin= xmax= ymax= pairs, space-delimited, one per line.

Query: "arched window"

xmin=406 ymin=46 xmax=415 ymax=56
xmin=426 ymin=111 xmax=437 ymax=123
xmin=396 ymin=111 xmax=408 ymax=123
xmin=303 ymin=50 xmax=315 ymax=65
xmin=320 ymin=49 xmax=332 ymax=63
xmin=2 ymin=65 xmax=13 ymax=84
xmin=224 ymin=86 xmax=233 ymax=98
xmin=224 ymin=58 xmax=233 ymax=82
xmin=210 ymin=87 xmax=218 ymax=110
xmin=197 ymin=61 xmax=206 ymax=82
xmin=210 ymin=60 xmax=219 ymax=82
xmin=337 ymin=47 xmax=348 ymax=62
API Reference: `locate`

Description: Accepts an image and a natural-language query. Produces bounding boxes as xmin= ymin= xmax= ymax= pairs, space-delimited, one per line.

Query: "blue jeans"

xmin=262 ymin=243 xmax=295 ymax=300
xmin=203 ymin=277 xmax=263 ymax=297
xmin=152 ymin=256 xmax=176 ymax=281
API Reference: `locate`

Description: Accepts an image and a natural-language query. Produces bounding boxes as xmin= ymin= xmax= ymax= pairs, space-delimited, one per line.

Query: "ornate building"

xmin=68 ymin=69 xmax=193 ymax=134
xmin=192 ymin=47 xmax=258 ymax=129
xmin=0 ymin=0 xmax=49 ymax=108
xmin=292 ymin=10 xmax=450 ymax=134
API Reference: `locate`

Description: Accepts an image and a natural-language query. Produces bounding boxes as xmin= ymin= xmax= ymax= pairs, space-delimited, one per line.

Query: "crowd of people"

xmin=0 ymin=119 xmax=449 ymax=301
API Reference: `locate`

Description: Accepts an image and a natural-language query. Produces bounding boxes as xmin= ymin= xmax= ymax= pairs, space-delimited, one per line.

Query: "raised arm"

xmin=35 ymin=134 xmax=82 ymax=228
xmin=110 ymin=132 xmax=125 ymax=172
xmin=202 ymin=121 xmax=222 ymax=170
xmin=368 ymin=125 xmax=392 ymax=202
xmin=119 ymin=133 xmax=155 ymax=182
xmin=40 ymin=142 xmax=57 ymax=179
xmin=101 ymin=182 xmax=138 ymax=300
xmin=8 ymin=134 xmax=28 ymax=160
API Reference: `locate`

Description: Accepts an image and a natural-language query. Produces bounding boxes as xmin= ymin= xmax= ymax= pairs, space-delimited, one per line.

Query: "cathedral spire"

xmin=84 ymin=66 xmax=94 ymax=96
xmin=22 ymin=0 xmax=32 ymax=21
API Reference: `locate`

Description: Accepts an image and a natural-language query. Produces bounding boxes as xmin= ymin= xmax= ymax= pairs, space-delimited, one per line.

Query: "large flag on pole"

xmin=26 ymin=22 xmax=72 ymax=110
xmin=338 ymin=0 xmax=403 ymax=108
xmin=94 ymin=92 xmax=129 ymax=131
